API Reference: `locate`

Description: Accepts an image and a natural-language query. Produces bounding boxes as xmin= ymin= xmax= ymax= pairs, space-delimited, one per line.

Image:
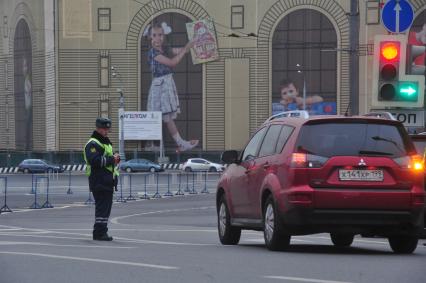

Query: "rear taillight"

xmin=393 ymin=154 xmax=424 ymax=172
xmin=291 ymin=153 xmax=329 ymax=168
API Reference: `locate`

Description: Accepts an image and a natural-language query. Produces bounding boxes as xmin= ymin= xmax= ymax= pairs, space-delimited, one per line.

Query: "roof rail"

xmin=266 ymin=110 xmax=310 ymax=122
xmin=363 ymin=111 xmax=396 ymax=121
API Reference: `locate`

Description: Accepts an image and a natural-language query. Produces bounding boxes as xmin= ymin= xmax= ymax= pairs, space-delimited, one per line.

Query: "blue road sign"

xmin=381 ymin=0 xmax=414 ymax=33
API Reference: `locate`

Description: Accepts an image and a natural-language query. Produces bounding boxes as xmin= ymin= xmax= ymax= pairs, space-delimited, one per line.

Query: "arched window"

xmin=272 ymin=9 xmax=337 ymax=116
xmin=14 ymin=19 xmax=33 ymax=151
xmin=141 ymin=13 xmax=202 ymax=150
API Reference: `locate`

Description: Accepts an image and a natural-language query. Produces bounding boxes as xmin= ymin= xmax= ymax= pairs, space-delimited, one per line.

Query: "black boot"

xmin=93 ymin=233 xmax=113 ymax=241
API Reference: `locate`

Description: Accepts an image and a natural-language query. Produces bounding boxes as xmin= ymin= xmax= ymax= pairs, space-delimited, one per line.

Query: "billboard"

xmin=141 ymin=13 xmax=202 ymax=152
xmin=271 ymin=9 xmax=337 ymax=116
xmin=14 ymin=19 xmax=33 ymax=150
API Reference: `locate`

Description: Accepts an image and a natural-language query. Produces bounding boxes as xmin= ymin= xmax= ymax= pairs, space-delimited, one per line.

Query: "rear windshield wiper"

xmin=358 ymin=150 xmax=393 ymax=156
xmin=371 ymin=136 xmax=405 ymax=154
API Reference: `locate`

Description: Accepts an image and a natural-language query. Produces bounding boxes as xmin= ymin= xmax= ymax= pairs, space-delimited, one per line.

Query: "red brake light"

xmin=291 ymin=153 xmax=307 ymax=167
xmin=291 ymin=153 xmax=329 ymax=168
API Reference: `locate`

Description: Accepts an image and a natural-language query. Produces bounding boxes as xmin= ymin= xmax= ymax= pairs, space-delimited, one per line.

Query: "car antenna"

xmin=344 ymin=101 xmax=351 ymax=117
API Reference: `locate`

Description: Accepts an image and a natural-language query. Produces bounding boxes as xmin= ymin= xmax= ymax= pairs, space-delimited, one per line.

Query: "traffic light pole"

xmin=349 ymin=0 xmax=360 ymax=115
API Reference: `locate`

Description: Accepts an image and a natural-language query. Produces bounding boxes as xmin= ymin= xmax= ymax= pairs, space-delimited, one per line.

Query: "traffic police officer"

xmin=83 ymin=118 xmax=120 ymax=241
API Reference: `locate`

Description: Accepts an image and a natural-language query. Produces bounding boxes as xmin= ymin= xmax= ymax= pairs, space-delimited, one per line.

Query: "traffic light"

xmin=372 ymin=35 xmax=424 ymax=108
xmin=378 ymin=41 xmax=400 ymax=101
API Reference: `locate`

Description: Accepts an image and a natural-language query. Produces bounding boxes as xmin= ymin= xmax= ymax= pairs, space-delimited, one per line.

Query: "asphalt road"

xmin=0 ymin=174 xmax=425 ymax=283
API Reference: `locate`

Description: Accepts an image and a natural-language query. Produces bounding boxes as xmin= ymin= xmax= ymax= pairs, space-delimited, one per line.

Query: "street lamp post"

xmin=111 ymin=66 xmax=126 ymax=162
xmin=296 ymin=63 xmax=306 ymax=110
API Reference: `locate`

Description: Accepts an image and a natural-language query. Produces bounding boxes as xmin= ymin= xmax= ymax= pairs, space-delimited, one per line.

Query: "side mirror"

xmin=221 ymin=150 xmax=239 ymax=164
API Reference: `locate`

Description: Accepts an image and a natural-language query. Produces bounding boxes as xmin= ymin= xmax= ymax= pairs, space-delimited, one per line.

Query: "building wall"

xmin=0 ymin=0 xmax=49 ymax=151
xmin=11 ymin=0 xmax=424 ymax=152
xmin=56 ymin=0 xmax=351 ymax=151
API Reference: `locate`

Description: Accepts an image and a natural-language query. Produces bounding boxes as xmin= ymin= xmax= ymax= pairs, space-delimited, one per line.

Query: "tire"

xmin=125 ymin=167 xmax=132 ymax=173
xmin=209 ymin=167 xmax=217 ymax=172
xmin=185 ymin=167 xmax=192 ymax=172
xmin=217 ymin=195 xmax=241 ymax=245
xmin=330 ymin=233 xmax=354 ymax=247
xmin=23 ymin=168 xmax=29 ymax=174
xmin=149 ymin=167 xmax=156 ymax=173
xmin=47 ymin=168 xmax=53 ymax=173
xmin=388 ymin=235 xmax=418 ymax=254
xmin=263 ymin=195 xmax=290 ymax=251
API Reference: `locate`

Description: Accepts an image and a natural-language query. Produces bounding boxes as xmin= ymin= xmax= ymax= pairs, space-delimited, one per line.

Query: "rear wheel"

xmin=185 ymin=167 xmax=192 ymax=172
xmin=330 ymin=233 xmax=354 ymax=247
xmin=263 ymin=195 xmax=290 ymax=251
xmin=23 ymin=168 xmax=29 ymax=174
xmin=125 ymin=167 xmax=132 ymax=173
xmin=388 ymin=235 xmax=418 ymax=254
xmin=217 ymin=195 xmax=241 ymax=245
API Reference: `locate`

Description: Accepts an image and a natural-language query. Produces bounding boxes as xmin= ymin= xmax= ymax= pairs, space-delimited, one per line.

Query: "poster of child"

xmin=186 ymin=19 xmax=219 ymax=64
xmin=272 ymin=78 xmax=336 ymax=116
xmin=144 ymin=21 xmax=199 ymax=152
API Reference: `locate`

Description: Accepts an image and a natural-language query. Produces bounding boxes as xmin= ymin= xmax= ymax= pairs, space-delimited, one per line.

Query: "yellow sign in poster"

xmin=186 ymin=19 xmax=219 ymax=64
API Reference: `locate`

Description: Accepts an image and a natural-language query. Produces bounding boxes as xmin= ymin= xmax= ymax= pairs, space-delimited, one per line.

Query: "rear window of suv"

xmin=295 ymin=121 xmax=414 ymax=158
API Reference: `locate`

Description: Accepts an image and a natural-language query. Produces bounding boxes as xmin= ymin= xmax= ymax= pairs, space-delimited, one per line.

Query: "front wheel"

xmin=184 ymin=167 xmax=192 ymax=172
xmin=263 ymin=195 xmax=290 ymax=251
xmin=209 ymin=167 xmax=217 ymax=172
xmin=23 ymin=168 xmax=30 ymax=174
xmin=217 ymin=195 xmax=241 ymax=245
xmin=149 ymin=167 xmax=156 ymax=173
xmin=330 ymin=233 xmax=354 ymax=247
xmin=125 ymin=167 xmax=132 ymax=173
xmin=388 ymin=235 xmax=418 ymax=254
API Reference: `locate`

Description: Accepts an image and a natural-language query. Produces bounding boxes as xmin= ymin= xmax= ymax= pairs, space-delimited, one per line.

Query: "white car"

xmin=182 ymin=158 xmax=225 ymax=172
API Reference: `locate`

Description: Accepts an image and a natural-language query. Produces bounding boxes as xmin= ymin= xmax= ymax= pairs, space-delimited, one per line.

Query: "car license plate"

xmin=338 ymin=169 xmax=383 ymax=181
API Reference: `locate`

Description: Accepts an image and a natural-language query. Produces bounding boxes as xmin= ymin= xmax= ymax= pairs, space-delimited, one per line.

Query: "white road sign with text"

xmin=120 ymin=111 xmax=162 ymax=140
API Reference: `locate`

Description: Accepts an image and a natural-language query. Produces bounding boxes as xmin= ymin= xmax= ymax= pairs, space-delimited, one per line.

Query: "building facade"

xmin=0 ymin=0 xmax=425 ymax=153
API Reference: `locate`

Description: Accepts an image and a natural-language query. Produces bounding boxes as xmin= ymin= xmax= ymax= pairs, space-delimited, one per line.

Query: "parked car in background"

xmin=18 ymin=159 xmax=64 ymax=173
xmin=119 ymin=158 xmax=163 ymax=173
xmin=217 ymin=111 xmax=424 ymax=253
xmin=182 ymin=158 xmax=225 ymax=172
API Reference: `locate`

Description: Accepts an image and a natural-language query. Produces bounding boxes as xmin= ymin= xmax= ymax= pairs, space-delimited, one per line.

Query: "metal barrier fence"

xmin=0 ymin=171 xmax=222 ymax=212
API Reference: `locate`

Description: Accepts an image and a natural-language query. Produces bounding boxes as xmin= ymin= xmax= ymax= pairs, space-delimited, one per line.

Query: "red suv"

xmin=217 ymin=112 xmax=425 ymax=253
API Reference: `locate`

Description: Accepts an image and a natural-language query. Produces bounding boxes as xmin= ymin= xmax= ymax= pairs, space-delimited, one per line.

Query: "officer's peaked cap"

xmin=96 ymin=117 xmax=112 ymax=129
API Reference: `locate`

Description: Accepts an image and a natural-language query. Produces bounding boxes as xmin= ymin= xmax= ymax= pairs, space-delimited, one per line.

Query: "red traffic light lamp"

xmin=381 ymin=42 xmax=399 ymax=61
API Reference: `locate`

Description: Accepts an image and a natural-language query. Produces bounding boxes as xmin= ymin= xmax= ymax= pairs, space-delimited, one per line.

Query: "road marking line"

xmin=263 ymin=276 xmax=352 ymax=283
xmin=0 ymin=241 xmax=134 ymax=249
xmin=0 ymin=251 xmax=178 ymax=270
xmin=0 ymin=231 xmax=216 ymax=247
xmin=110 ymin=206 xmax=215 ymax=224
xmin=245 ymin=238 xmax=314 ymax=244
xmin=112 ymin=236 xmax=216 ymax=246
xmin=47 ymin=228 xmax=218 ymax=232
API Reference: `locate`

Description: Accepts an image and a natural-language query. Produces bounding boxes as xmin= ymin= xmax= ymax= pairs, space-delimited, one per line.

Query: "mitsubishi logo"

xmin=358 ymin=159 xmax=367 ymax=166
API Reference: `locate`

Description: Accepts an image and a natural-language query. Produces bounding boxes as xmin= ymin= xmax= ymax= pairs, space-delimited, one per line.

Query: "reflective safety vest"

xmin=83 ymin=138 xmax=119 ymax=178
